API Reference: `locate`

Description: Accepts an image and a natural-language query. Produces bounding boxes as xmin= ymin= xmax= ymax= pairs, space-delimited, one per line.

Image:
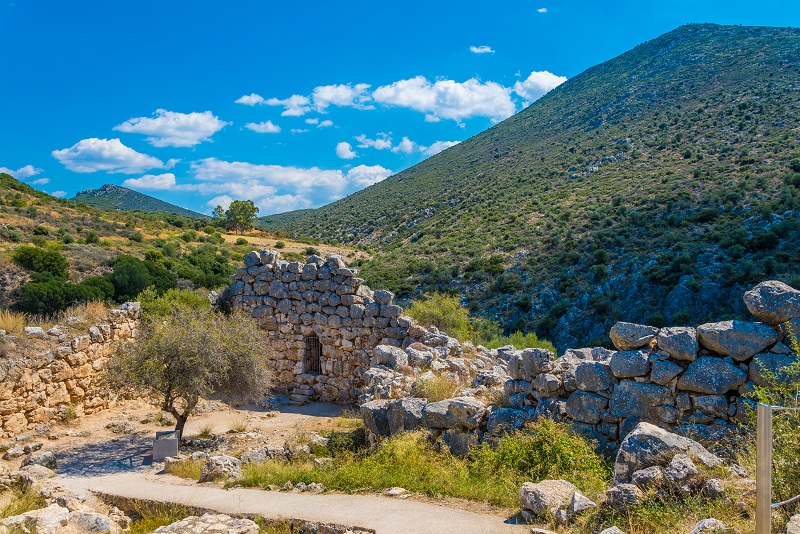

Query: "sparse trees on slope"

xmin=224 ymin=200 xmax=259 ymax=234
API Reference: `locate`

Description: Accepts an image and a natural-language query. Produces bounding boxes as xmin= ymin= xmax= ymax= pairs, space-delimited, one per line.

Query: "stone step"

xmin=289 ymin=394 xmax=312 ymax=403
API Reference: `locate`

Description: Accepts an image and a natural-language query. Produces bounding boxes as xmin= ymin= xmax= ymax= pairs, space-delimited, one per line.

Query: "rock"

xmin=744 ymin=280 xmax=800 ymax=325
xmin=566 ymin=490 xmax=597 ymax=517
xmin=677 ymin=357 xmax=747 ymax=394
xmin=24 ymin=326 xmax=46 ymax=338
xmin=200 ymin=455 xmax=242 ymax=482
xmin=243 ymin=251 xmax=261 ymax=267
xmin=441 ymin=429 xmax=479 ymax=456
xmin=486 ymin=408 xmax=530 ymax=436
xmin=374 ymin=344 xmax=408 ymax=368
xmin=696 ymin=320 xmax=779 ymax=362
xmin=631 ymin=466 xmax=663 ymax=489
xmin=68 ymin=510 xmax=121 ymax=532
xmin=786 ymin=514 xmax=800 ymax=534
xmin=608 ymin=380 xmax=672 ymax=420
xmin=21 ymin=450 xmax=57 ymax=470
xmin=599 ymin=528 xmax=626 ymax=534
xmin=422 ymin=397 xmax=486 ymax=430
xmin=749 ymin=353 xmax=800 ymax=387
xmin=360 ymin=399 xmax=392 ymax=437
xmin=472 ymin=368 xmax=507 ymax=388
xmin=664 ymin=454 xmax=698 ymax=492
xmin=610 ymin=350 xmax=650 ymax=378
xmin=383 ymin=487 xmax=409 ymax=497
xmin=153 ymin=513 xmax=259 ymax=533
xmin=105 ymin=421 xmax=136 ymax=434
xmin=530 ymin=529 xmax=558 ymax=534
xmin=387 ymin=398 xmax=426 ymax=435
xmin=605 ymin=484 xmax=643 ymax=511
xmin=406 ymin=346 xmax=435 ymax=367
xmin=532 ymin=373 xmax=562 ymax=396
xmin=650 ymin=360 xmax=684 ymax=386
xmin=519 ymin=479 xmax=577 ymax=516
xmin=656 ymin=327 xmax=698 ymax=361
xmin=566 ymin=391 xmax=608 ymax=424
xmin=508 ymin=348 xmax=555 ymax=381
xmin=1 ymin=503 xmax=69 ymax=534
xmin=688 ymin=518 xmax=728 ymax=534
xmin=18 ymin=464 xmax=57 ymax=486
xmin=610 ymin=322 xmax=658 ymax=350
xmin=614 ymin=422 xmax=722 ymax=484
xmin=3 ymin=445 xmax=24 ymax=459
xmin=703 ymin=478 xmax=724 ymax=499
xmin=574 ymin=361 xmax=614 ymax=392
xmin=692 ymin=395 xmax=728 ymax=418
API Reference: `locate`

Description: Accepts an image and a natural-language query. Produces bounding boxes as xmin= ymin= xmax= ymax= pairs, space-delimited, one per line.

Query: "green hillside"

xmin=73 ymin=184 xmax=207 ymax=219
xmin=261 ymin=23 xmax=800 ymax=349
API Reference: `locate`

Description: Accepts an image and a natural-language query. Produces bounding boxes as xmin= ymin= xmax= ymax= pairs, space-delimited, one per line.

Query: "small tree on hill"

xmin=106 ymin=305 xmax=273 ymax=435
xmin=224 ymin=200 xmax=259 ymax=234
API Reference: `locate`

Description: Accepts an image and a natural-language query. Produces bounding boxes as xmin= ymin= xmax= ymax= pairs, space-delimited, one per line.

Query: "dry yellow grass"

xmin=0 ymin=310 xmax=26 ymax=335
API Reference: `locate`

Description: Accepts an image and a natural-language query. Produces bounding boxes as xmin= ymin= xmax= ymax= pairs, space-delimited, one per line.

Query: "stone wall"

xmin=226 ymin=250 xmax=464 ymax=403
xmin=0 ymin=302 xmax=140 ymax=437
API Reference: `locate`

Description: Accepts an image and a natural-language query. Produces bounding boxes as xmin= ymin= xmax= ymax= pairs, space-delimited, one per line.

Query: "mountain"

xmin=73 ymin=184 xmax=207 ymax=219
xmin=261 ymin=24 xmax=800 ymax=349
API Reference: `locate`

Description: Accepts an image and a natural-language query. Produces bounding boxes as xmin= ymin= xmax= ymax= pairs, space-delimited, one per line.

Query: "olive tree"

xmin=107 ymin=305 xmax=272 ymax=436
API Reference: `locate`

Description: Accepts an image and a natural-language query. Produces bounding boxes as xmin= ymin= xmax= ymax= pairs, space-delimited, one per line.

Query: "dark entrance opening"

xmin=304 ymin=333 xmax=322 ymax=374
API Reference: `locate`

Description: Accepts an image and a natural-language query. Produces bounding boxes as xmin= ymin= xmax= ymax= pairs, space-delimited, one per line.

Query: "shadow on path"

xmin=56 ymin=433 xmax=153 ymax=478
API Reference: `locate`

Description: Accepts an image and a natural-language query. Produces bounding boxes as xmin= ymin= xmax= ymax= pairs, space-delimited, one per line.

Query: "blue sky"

xmin=1 ymin=1 xmax=799 ymax=216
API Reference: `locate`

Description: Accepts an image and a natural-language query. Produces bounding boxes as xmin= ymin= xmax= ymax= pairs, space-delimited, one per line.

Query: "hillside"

xmin=261 ymin=23 xmax=800 ymax=349
xmin=73 ymin=184 xmax=207 ymax=219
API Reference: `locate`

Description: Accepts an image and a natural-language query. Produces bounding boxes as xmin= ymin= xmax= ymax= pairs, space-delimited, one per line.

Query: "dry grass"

xmin=230 ymin=416 xmax=249 ymax=433
xmin=164 ymin=458 xmax=204 ymax=481
xmin=414 ymin=373 xmax=462 ymax=402
xmin=60 ymin=300 xmax=108 ymax=324
xmin=0 ymin=309 xmax=25 ymax=335
xmin=195 ymin=423 xmax=215 ymax=439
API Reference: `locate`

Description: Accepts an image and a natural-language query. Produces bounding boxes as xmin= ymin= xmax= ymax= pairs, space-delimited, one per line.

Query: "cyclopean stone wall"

xmin=0 ymin=302 xmax=140 ymax=437
xmin=226 ymin=250 xmax=464 ymax=403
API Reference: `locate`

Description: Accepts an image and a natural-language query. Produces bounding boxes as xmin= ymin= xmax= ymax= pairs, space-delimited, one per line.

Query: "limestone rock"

xmin=610 ymin=322 xmax=658 ymax=350
xmin=508 ymin=348 xmax=555 ymax=381
xmin=664 ymin=454 xmax=698 ymax=492
xmin=486 ymin=408 xmax=531 ymax=436
xmin=610 ymin=350 xmax=650 ymax=378
xmin=608 ymin=380 xmax=672 ymax=420
xmin=360 ymin=399 xmax=391 ymax=437
xmin=785 ymin=514 xmax=800 ymax=534
xmin=566 ymin=391 xmax=608 ymax=424
xmin=574 ymin=361 xmax=614 ymax=392
xmin=688 ymin=518 xmax=728 ymax=534
xmin=656 ymin=327 xmax=698 ymax=361
xmin=21 ymin=450 xmax=57 ymax=470
xmin=373 ymin=345 xmax=408 ymax=368
xmin=24 ymin=326 xmax=46 ymax=338
xmin=604 ymin=484 xmax=643 ymax=512
xmin=68 ymin=510 xmax=121 ymax=532
xmin=441 ymin=429 xmax=479 ymax=456
xmin=566 ymin=490 xmax=597 ymax=517
xmin=614 ymin=422 xmax=721 ymax=484
xmin=153 ymin=513 xmax=259 ymax=533
xmin=422 ymin=397 xmax=486 ymax=430
xmin=519 ymin=479 xmax=577 ymax=516
xmin=650 ymin=360 xmax=684 ymax=386
xmin=387 ymin=398 xmax=425 ymax=435
xmin=703 ymin=478 xmax=724 ymax=499
xmin=631 ymin=466 xmax=663 ymax=489
xmin=749 ymin=353 xmax=800 ymax=387
xmin=200 ymin=455 xmax=242 ymax=482
xmin=696 ymin=320 xmax=779 ymax=361
xmin=744 ymin=280 xmax=800 ymax=325
xmin=677 ymin=357 xmax=747 ymax=394
xmin=1 ymin=503 xmax=69 ymax=534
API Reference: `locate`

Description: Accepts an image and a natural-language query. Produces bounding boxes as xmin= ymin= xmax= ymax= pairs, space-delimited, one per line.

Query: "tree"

xmin=106 ymin=305 xmax=273 ymax=435
xmin=12 ymin=245 xmax=69 ymax=278
xmin=212 ymin=205 xmax=225 ymax=220
xmin=224 ymin=200 xmax=259 ymax=234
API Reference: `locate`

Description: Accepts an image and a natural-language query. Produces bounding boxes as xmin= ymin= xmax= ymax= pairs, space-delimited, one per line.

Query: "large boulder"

xmin=650 ymin=360 xmax=684 ymax=386
xmin=749 ymin=353 xmax=799 ymax=387
xmin=688 ymin=518 xmax=728 ymax=534
xmin=1 ymin=504 xmax=69 ymax=534
xmin=486 ymin=408 xmax=531 ymax=436
xmin=200 ymin=455 xmax=243 ymax=482
xmin=360 ymin=399 xmax=392 ymax=436
xmin=610 ymin=322 xmax=658 ymax=350
xmin=609 ymin=350 xmax=650 ymax=378
xmin=677 ymin=357 xmax=747 ymax=394
xmin=68 ymin=510 xmax=121 ymax=532
xmin=566 ymin=391 xmax=608 ymax=424
xmin=519 ymin=479 xmax=577 ymax=517
xmin=786 ymin=513 xmax=800 ymax=534
xmin=387 ymin=398 xmax=426 ymax=435
xmin=154 ymin=513 xmax=259 ymax=533
xmin=422 ymin=397 xmax=486 ymax=430
xmin=608 ymin=380 xmax=672 ymax=420
xmin=604 ymin=484 xmax=643 ymax=512
xmin=21 ymin=450 xmax=57 ymax=470
xmin=744 ymin=280 xmax=800 ymax=325
xmin=373 ymin=345 xmax=408 ymax=368
xmin=613 ymin=422 xmax=722 ymax=484
xmin=696 ymin=320 xmax=779 ymax=361
xmin=508 ymin=348 xmax=555 ymax=381
xmin=656 ymin=327 xmax=698 ymax=361
xmin=575 ymin=361 xmax=614 ymax=392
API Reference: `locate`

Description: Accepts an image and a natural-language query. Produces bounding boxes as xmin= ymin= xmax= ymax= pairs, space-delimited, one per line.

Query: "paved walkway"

xmin=58 ymin=472 xmax=527 ymax=534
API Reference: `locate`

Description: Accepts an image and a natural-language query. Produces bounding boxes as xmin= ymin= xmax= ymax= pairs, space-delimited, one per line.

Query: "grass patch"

xmin=0 ymin=483 xmax=47 ymax=518
xmin=0 ymin=309 xmax=26 ymax=335
xmin=164 ymin=458 xmax=204 ymax=480
xmin=127 ymin=502 xmax=191 ymax=533
xmin=195 ymin=423 xmax=215 ymax=439
xmin=230 ymin=416 xmax=249 ymax=433
xmin=239 ymin=420 xmax=611 ymax=508
xmin=414 ymin=373 xmax=461 ymax=402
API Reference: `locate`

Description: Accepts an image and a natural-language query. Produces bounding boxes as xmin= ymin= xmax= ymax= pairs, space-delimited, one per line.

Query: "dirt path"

xmin=57 ymin=471 xmax=527 ymax=534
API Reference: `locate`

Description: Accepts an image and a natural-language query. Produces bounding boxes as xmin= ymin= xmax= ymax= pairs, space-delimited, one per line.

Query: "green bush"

xmin=138 ymin=287 xmax=211 ymax=320
xmin=407 ymin=292 xmax=472 ymax=341
xmin=12 ymin=245 xmax=69 ymax=278
xmin=235 ymin=238 xmax=248 ymax=246
xmin=85 ymin=230 xmax=99 ymax=244
xmin=109 ymin=255 xmax=177 ymax=302
xmin=274 ymin=241 xmax=286 ymax=249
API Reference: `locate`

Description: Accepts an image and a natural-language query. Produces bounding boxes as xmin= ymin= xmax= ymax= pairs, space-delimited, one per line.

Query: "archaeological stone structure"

xmin=0 ymin=302 xmax=139 ymax=437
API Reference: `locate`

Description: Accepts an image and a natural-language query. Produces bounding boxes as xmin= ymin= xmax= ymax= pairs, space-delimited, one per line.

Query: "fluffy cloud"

xmin=372 ymin=76 xmax=516 ymax=123
xmin=235 ymin=93 xmax=266 ymax=106
xmin=0 ymin=164 xmax=43 ymax=179
xmin=191 ymin=158 xmax=348 ymax=193
xmin=336 ymin=142 xmax=357 ymax=159
xmin=513 ymin=70 xmax=567 ymax=102
xmin=245 ymin=120 xmax=281 ymax=133
xmin=51 ymin=191 xmax=67 ymax=198
xmin=291 ymin=128 xmax=309 ymax=134
xmin=52 ymin=138 xmax=165 ymax=174
xmin=422 ymin=140 xmax=460 ymax=156
xmin=392 ymin=137 xmax=417 ymax=154
xmin=311 ymin=83 xmax=373 ymax=112
xmin=356 ymin=133 xmax=393 ymax=150
xmin=207 ymin=195 xmax=233 ymax=211
xmin=266 ymin=94 xmax=311 ymax=116
xmin=469 ymin=45 xmax=495 ymax=54
xmin=355 ymin=134 xmax=460 ymax=157
xmin=346 ymin=164 xmax=393 ymax=187
xmin=537 ymin=7 xmax=547 ymax=13
xmin=30 ymin=177 xmax=50 ymax=185
xmin=114 ymin=109 xmax=229 ymax=148
xmin=318 ymin=119 xmax=334 ymax=128
xmin=122 ymin=173 xmax=177 ymax=190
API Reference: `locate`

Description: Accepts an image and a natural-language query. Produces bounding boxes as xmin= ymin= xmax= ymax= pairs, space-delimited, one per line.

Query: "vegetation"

xmin=0 ymin=482 xmax=47 ymax=519
xmin=73 ymin=184 xmax=207 ymax=218
xmin=105 ymin=303 xmax=273 ymax=435
xmin=218 ymin=199 xmax=259 ymax=234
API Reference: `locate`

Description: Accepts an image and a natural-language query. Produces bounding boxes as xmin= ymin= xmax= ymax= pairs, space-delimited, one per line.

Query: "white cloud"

xmin=336 ymin=142 xmax=357 ymax=159
xmin=207 ymin=195 xmax=233 ymax=211
xmin=392 ymin=137 xmax=417 ymax=154
xmin=422 ymin=140 xmax=460 ymax=156
xmin=291 ymin=128 xmax=309 ymax=134
xmin=311 ymin=83 xmax=373 ymax=112
xmin=52 ymin=138 xmax=165 ymax=174
xmin=30 ymin=177 xmax=50 ymax=185
xmin=235 ymin=93 xmax=266 ymax=106
xmin=266 ymin=94 xmax=311 ymax=116
xmin=537 ymin=7 xmax=547 ymax=13
xmin=513 ymin=70 xmax=567 ymax=102
xmin=318 ymin=119 xmax=334 ymax=128
xmin=191 ymin=158 xmax=348 ymax=193
xmin=51 ymin=191 xmax=66 ymax=198
xmin=114 ymin=109 xmax=229 ymax=148
xmin=346 ymin=164 xmax=392 ymax=187
xmin=0 ymin=164 xmax=43 ymax=179
xmin=245 ymin=120 xmax=281 ymax=133
xmin=122 ymin=173 xmax=177 ymax=190
xmin=356 ymin=133 xmax=393 ymax=150
xmin=469 ymin=45 xmax=495 ymax=54
xmin=305 ymin=118 xmax=319 ymax=125
xmin=372 ymin=76 xmax=516 ymax=123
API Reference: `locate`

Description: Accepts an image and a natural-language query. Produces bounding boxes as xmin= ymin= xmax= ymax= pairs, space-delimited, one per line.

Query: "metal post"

xmin=756 ymin=403 xmax=773 ymax=534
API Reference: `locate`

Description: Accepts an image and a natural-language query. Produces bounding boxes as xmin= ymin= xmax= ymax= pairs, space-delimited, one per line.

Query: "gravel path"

xmin=58 ymin=471 xmax=527 ymax=534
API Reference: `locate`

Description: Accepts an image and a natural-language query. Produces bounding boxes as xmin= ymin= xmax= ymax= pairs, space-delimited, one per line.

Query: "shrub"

xmin=274 ymin=241 xmax=286 ymax=249
xmin=85 ymin=230 xmax=99 ymax=244
xmin=414 ymin=374 xmax=461 ymax=402
xmin=0 ymin=309 xmax=26 ymax=335
xmin=12 ymin=245 xmax=69 ymax=278
xmin=235 ymin=237 xmax=248 ymax=246
xmin=32 ymin=225 xmax=49 ymax=236
xmin=407 ymin=292 xmax=471 ymax=341
xmin=138 ymin=287 xmax=211 ymax=320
